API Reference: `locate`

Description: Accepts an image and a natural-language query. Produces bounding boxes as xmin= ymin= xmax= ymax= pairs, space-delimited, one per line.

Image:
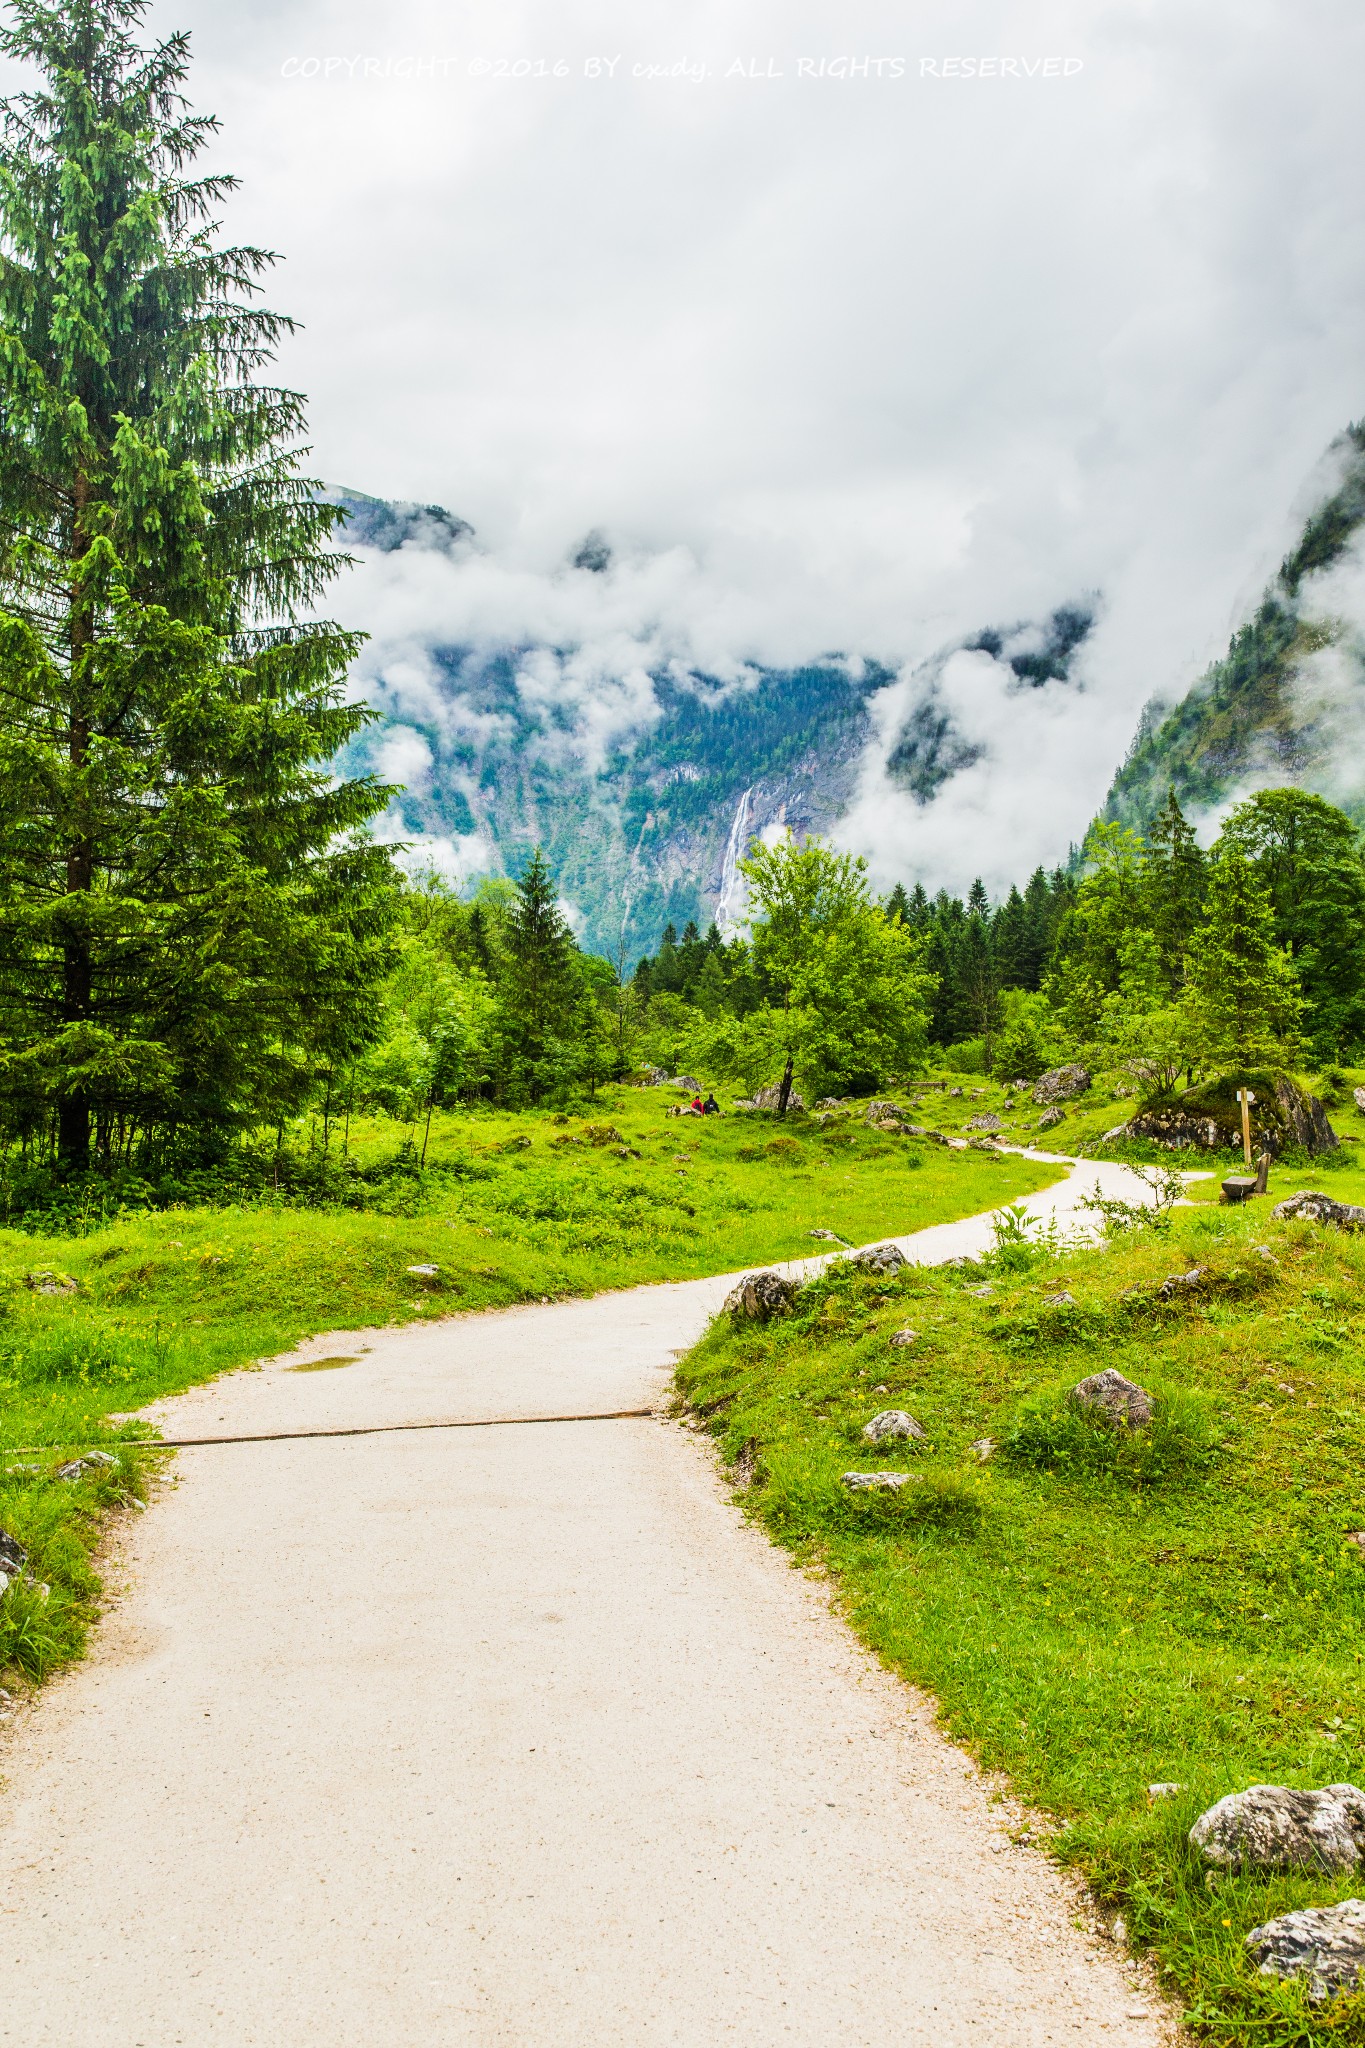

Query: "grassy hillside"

xmin=0 ymin=1092 xmax=1059 ymax=1692
xmin=678 ymin=1195 xmax=1365 ymax=2044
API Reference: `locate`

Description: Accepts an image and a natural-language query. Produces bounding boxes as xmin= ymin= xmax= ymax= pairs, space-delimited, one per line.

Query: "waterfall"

xmin=716 ymin=785 xmax=755 ymax=933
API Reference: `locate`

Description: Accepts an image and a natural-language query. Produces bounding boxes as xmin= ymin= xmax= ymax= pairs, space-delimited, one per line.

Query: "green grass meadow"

xmin=0 ymin=1089 xmax=1059 ymax=1689
xmin=677 ymin=1195 xmax=1365 ymax=2044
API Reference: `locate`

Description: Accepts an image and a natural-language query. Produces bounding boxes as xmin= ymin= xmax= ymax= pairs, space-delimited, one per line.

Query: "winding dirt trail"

xmin=0 ymin=1157 xmax=1181 ymax=2045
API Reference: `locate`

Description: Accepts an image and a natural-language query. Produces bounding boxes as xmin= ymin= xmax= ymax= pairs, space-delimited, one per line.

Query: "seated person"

xmin=703 ymin=1093 xmax=720 ymax=1115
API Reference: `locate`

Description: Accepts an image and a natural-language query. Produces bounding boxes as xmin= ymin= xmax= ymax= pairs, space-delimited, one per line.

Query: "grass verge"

xmin=676 ymin=1199 xmax=1365 ymax=2045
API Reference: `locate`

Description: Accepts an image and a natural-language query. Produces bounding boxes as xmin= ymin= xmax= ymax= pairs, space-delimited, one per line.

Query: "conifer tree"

xmin=1218 ymin=788 xmax=1365 ymax=1055
xmin=1143 ymin=789 xmax=1205 ymax=997
xmin=500 ymin=848 xmax=580 ymax=1100
xmin=0 ymin=0 xmax=393 ymax=1167
xmin=1181 ymin=845 xmax=1303 ymax=1068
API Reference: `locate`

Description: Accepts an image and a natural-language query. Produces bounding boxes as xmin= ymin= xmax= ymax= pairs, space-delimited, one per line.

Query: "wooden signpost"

xmin=1236 ymin=1088 xmax=1255 ymax=1168
xmin=1222 ymin=1088 xmax=1260 ymax=1203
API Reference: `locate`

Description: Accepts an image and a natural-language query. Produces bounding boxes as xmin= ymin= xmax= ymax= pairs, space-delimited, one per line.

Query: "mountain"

xmin=1103 ymin=423 xmax=1365 ymax=835
xmin=329 ymin=490 xmax=1098 ymax=957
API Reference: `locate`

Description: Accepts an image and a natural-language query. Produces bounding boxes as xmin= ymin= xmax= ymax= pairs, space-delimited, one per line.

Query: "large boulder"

xmin=1355 ymin=1086 xmax=1365 ymax=1115
xmin=862 ymin=1409 xmax=926 ymax=1444
xmin=1272 ymin=1191 xmax=1365 ymax=1232
xmin=1246 ymin=1899 xmax=1365 ymax=2001
xmin=965 ymin=1112 xmax=1003 ymax=1132
xmin=1190 ymin=1784 xmax=1365 ymax=1873
xmin=1071 ymin=1368 xmax=1153 ymax=1429
xmin=1130 ymin=1073 xmax=1337 ymax=1156
xmin=753 ymin=1084 xmax=805 ymax=1112
xmin=842 ymin=1471 xmax=911 ymax=1491
xmin=1126 ymin=1107 xmax=1227 ymax=1150
xmin=851 ymin=1242 xmax=908 ymax=1275
xmin=1031 ymin=1065 xmax=1091 ymax=1106
xmin=864 ymin=1099 xmax=900 ymax=1123
xmin=723 ymin=1270 xmax=798 ymax=1320
xmin=1275 ymin=1074 xmax=1339 ymax=1153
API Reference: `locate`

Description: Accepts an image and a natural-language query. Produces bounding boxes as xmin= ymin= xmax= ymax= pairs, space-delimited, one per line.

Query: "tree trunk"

xmin=776 ymin=1053 xmax=794 ymax=1117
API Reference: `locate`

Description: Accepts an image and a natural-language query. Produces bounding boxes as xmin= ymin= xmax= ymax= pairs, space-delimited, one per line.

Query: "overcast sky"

xmin=12 ymin=0 xmax=1365 ymax=888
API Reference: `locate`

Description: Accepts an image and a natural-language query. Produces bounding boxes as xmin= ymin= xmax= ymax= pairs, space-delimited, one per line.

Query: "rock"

xmin=24 ymin=1269 xmax=76 ymax=1297
xmin=852 ymin=1242 xmax=907 ymax=1275
xmin=723 ymin=1270 xmax=798 ymax=1319
xmin=671 ymin=1076 xmax=702 ymax=1092
xmin=969 ymin=1438 xmax=996 ymax=1462
xmin=1127 ymin=1108 xmax=1226 ymax=1150
xmin=1190 ymin=1784 xmax=1365 ymax=1873
xmin=864 ymin=1099 xmax=900 ymax=1123
xmin=888 ymin=1328 xmax=918 ymax=1347
xmin=1274 ymin=1074 xmax=1339 ymax=1155
xmin=1037 ymin=1106 xmax=1066 ymax=1131
xmin=862 ymin=1409 xmax=926 ymax=1444
xmin=842 ymin=1471 xmax=912 ymax=1491
xmin=0 ymin=1688 xmax=13 ymax=1715
xmin=582 ymin=1123 xmax=625 ymax=1144
xmin=1132 ymin=1076 xmax=1337 ymax=1157
xmin=753 ymin=1083 xmax=805 ymax=1112
xmin=873 ymin=1117 xmax=909 ymax=1134
xmin=406 ymin=1263 xmax=441 ymax=1278
xmin=1347 ymin=1532 xmax=1365 ymax=1558
xmin=1148 ymin=1783 xmax=1185 ymax=1801
xmin=1043 ymin=1290 xmax=1076 ymax=1306
xmin=611 ymin=1144 xmax=643 ymax=1158
xmin=1246 ymin=1899 xmax=1365 ymax=2001
xmin=55 ymin=1450 xmax=119 ymax=1482
xmin=902 ymin=1123 xmax=948 ymax=1144
xmin=947 ymin=1087 xmax=964 ymax=1098
xmin=1031 ymin=1064 xmax=1091 ymax=1106
xmin=1103 ymin=1122 xmax=1130 ymax=1142
xmin=1355 ymin=1086 xmax=1365 ymax=1114
xmin=0 ymin=1529 xmax=27 ymax=1598
xmin=965 ymin=1113 xmax=1004 ymax=1132
xmin=808 ymin=1227 xmax=850 ymax=1244
xmin=1071 ymin=1368 xmax=1153 ymax=1429
xmin=1272 ymin=1191 xmax=1365 ymax=1232
xmin=964 ymin=1283 xmax=995 ymax=1299
xmin=1155 ymin=1265 xmax=1209 ymax=1297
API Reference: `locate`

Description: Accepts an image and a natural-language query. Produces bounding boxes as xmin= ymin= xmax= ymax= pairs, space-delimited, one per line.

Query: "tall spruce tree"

xmin=1143 ymin=789 xmax=1205 ymax=997
xmin=0 ymin=0 xmax=393 ymax=1168
xmin=1217 ymin=788 xmax=1365 ymax=1056
xmin=1182 ymin=845 xmax=1303 ymax=1068
xmin=500 ymin=849 xmax=580 ymax=1101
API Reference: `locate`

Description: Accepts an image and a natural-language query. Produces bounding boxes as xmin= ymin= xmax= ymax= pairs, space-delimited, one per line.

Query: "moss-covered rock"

xmin=1128 ymin=1070 xmax=1337 ymax=1156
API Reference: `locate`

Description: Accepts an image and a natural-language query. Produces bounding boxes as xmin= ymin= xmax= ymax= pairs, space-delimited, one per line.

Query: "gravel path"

xmin=0 ymin=1156 xmax=1180 ymax=2045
